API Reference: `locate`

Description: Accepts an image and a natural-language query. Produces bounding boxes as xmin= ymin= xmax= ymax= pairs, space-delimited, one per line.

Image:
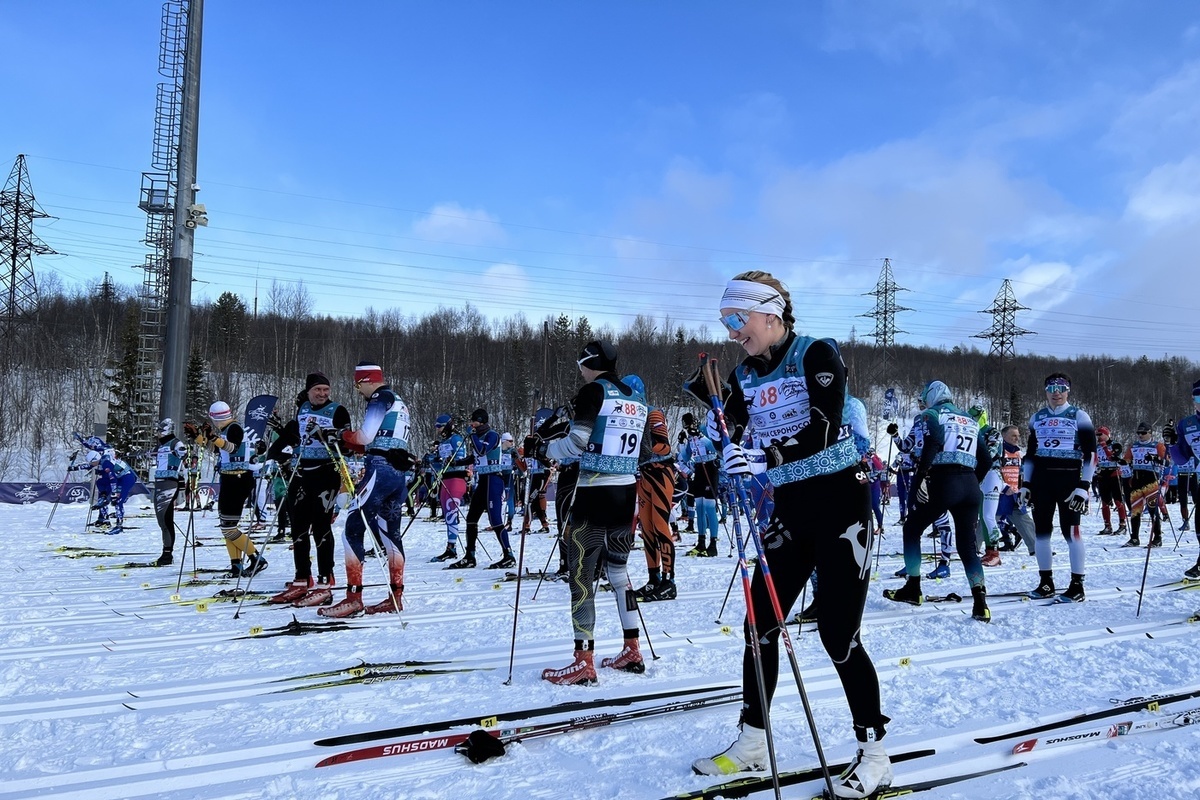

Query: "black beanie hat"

xmin=578 ymin=340 xmax=618 ymax=373
xmin=471 ymin=408 xmax=489 ymax=425
xmin=1192 ymin=378 xmax=1200 ymax=395
xmin=306 ymin=372 xmax=330 ymax=391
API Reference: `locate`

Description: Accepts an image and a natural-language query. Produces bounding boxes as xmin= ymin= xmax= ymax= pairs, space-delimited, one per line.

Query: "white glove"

xmin=1018 ymin=486 xmax=1032 ymax=508
xmin=722 ymin=442 xmax=750 ymax=476
xmin=1067 ymin=487 xmax=1089 ymax=514
xmin=706 ymin=409 xmax=723 ymax=442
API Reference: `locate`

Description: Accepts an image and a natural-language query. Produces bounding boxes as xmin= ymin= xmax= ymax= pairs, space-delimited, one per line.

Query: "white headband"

xmin=720 ymin=279 xmax=786 ymax=318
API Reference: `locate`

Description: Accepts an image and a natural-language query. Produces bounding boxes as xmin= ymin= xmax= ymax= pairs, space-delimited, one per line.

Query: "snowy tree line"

xmin=0 ymin=276 xmax=1195 ymax=480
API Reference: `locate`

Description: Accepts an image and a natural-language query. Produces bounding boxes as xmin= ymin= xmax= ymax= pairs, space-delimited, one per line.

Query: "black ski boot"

xmin=686 ymin=536 xmax=708 ymax=557
xmin=430 ymin=544 xmax=457 ymax=563
xmin=644 ymin=577 xmax=677 ymax=601
xmin=446 ymin=552 xmax=477 ymax=570
xmin=635 ymin=571 xmax=661 ymax=600
xmin=1028 ymin=570 xmax=1055 ymax=599
xmin=488 ymin=551 xmax=516 ymax=570
xmin=705 ymin=538 xmax=719 ymax=557
xmin=882 ymin=577 xmax=923 ymax=606
xmin=971 ymin=585 xmax=991 ymax=622
xmin=1060 ymin=573 xmax=1086 ymax=603
xmin=792 ymin=599 xmax=818 ymax=624
xmin=152 ymin=551 xmax=173 ymax=567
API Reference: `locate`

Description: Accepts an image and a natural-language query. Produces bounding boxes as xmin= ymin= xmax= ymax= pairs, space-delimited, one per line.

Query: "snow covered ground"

xmin=3 ymin=495 xmax=1200 ymax=800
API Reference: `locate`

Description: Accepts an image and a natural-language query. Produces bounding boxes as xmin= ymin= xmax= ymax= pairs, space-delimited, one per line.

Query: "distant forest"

xmin=1 ymin=276 xmax=1196 ymax=480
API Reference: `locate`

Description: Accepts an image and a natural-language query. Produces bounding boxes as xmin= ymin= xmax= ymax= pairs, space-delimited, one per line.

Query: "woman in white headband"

xmin=693 ymin=270 xmax=891 ymax=799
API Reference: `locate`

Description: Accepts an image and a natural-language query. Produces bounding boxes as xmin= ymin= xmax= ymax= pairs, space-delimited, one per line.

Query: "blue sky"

xmin=4 ymin=1 xmax=1200 ymax=360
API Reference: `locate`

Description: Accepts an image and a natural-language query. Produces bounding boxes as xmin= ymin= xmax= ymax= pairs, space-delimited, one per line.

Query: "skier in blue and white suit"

xmin=1022 ymin=371 xmax=1097 ymax=603
xmin=692 ymin=272 xmax=890 ymax=800
xmin=1165 ymin=378 xmax=1200 ymax=579
xmin=882 ymin=381 xmax=992 ymax=621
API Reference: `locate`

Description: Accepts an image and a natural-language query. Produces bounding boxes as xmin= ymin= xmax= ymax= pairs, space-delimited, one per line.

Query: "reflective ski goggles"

xmin=1044 ymin=382 xmax=1070 ymax=394
xmin=1193 ymin=391 xmax=1200 ymax=404
xmin=719 ymin=302 xmax=772 ymax=332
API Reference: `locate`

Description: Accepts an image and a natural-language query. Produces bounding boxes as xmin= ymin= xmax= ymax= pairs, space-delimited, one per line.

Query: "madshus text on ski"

xmin=52 ymin=269 xmax=1200 ymax=800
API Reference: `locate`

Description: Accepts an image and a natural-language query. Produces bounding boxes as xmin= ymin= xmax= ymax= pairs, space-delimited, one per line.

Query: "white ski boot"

xmin=691 ymin=724 xmax=767 ymax=775
xmin=831 ymin=739 xmax=892 ymax=798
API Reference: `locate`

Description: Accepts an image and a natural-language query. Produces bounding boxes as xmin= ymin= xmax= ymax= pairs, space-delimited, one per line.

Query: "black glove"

xmin=456 ymin=729 xmax=506 ymax=764
xmin=682 ymin=360 xmax=730 ymax=406
xmin=183 ymin=422 xmax=199 ymax=441
xmin=523 ymin=435 xmax=543 ymax=460
xmin=763 ymin=436 xmax=802 ymax=469
xmin=536 ymin=404 xmax=573 ymax=440
xmin=201 ymin=421 xmax=214 ymax=438
xmin=254 ymin=440 xmax=268 ymax=456
xmin=886 ymin=422 xmax=899 ymax=436
xmin=266 ymin=412 xmax=283 ymax=433
xmin=295 ymin=389 xmax=309 ymax=408
xmin=1163 ymin=424 xmax=1178 ymax=445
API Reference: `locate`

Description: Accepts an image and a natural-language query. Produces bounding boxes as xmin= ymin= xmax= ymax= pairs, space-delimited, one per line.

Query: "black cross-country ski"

xmin=235 ymin=614 xmax=375 ymax=639
xmin=814 ymin=761 xmax=1026 ymax=799
xmin=666 ymin=749 xmax=936 ymax=800
xmin=315 ymin=682 xmax=739 ymax=748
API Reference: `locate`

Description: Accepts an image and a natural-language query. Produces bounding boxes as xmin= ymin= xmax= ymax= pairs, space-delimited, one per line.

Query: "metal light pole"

xmin=160 ymin=0 xmax=204 ymax=428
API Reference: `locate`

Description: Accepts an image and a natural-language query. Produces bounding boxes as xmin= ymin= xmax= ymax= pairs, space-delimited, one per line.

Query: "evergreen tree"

xmin=106 ymin=307 xmax=141 ymax=456
xmin=210 ymin=291 xmax=247 ymax=404
xmin=670 ymin=326 xmax=687 ymax=402
xmin=185 ymin=346 xmax=213 ymax=423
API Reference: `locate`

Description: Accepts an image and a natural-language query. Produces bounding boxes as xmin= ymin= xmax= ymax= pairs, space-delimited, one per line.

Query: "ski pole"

xmin=699 ymin=356 xmax=783 ymax=800
xmin=533 ymin=473 xmax=578 ymax=601
xmin=714 ymin=558 xmax=740 ymax=624
xmin=46 ymin=450 xmax=81 ymax=528
xmin=1135 ymin=528 xmax=1155 ymax=618
xmin=621 ymin=508 xmax=661 ymax=661
xmin=174 ymin=503 xmax=198 ymax=594
xmin=234 ymin=461 xmax=302 ymax=618
xmin=502 ymin=423 xmax=542 ymax=684
xmin=703 ymin=355 xmax=835 ymax=800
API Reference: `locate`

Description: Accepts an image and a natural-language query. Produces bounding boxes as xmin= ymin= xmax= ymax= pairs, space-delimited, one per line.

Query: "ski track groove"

xmin=11 ymin=515 xmax=1200 ymax=799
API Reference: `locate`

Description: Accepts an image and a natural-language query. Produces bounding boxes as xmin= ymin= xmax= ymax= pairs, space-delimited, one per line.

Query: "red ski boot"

xmin=541 ymin=649 xmax=597 ymax=686
xmin=600 ymin=638 xmax=645 ymax=674
xmin=365 ymin=585 xmax=403 ymax=615
xmin=268 ymin=578 xmax=313 ymax=605
xmin=318 ymin=588 xmax=362 ymax=618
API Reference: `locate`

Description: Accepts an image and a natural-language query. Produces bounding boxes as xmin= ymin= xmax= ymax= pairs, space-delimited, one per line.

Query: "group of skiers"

xmin=61 ymin=266 xmax=1200 ymax=800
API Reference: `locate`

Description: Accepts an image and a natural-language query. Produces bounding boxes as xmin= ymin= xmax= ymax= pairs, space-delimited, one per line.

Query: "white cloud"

xmin=1125 ymin=156 xmax=1200 ymax=227
xmin=1104 ymin=61 xmax=1200 ymax=165
xmin=477 ymin=262 xmax=532 ymax=307
xmin=410 ymin=202 xmax=506 ymax=246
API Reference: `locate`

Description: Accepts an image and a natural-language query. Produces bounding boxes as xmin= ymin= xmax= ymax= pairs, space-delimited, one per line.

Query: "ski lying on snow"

xmin=316 ymin=689 xmax=742 ymax=767
xmin=975 ymin=684 xmax=1200 ymax=744
xmin=314 ymin=682 xmax=739 ymax=748
xmin=234 ymin=614 xmax=377 ymax=639
xmin=666 ymin=749 xmax=936 ymax=800
xmin=1012 ymin=706 xmax=1200 ymax=753
xmin=814 ymin=761 xmax=1026 ymax=800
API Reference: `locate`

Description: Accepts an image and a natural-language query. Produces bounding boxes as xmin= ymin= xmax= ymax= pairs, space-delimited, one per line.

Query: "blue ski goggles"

xmin=719 ymin=302 xmax=772 ymax=332
xmin=1044 ymin=382 xmax=1070 ymax=394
